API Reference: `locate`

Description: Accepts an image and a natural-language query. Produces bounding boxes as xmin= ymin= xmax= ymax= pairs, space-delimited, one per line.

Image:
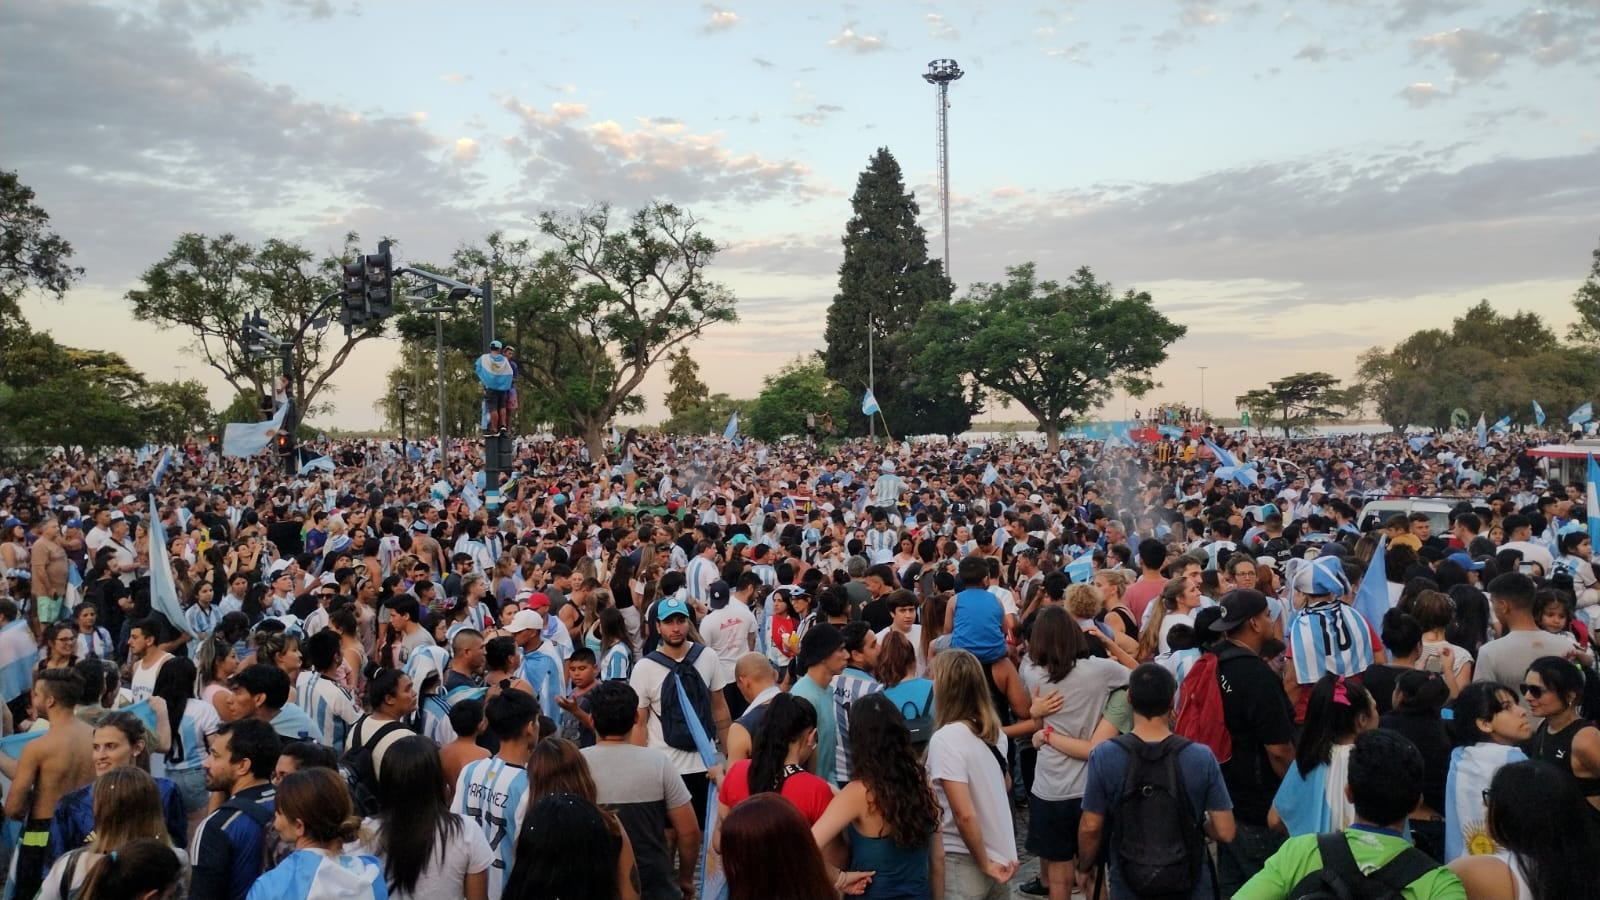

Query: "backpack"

xmin=1105 ymin=734 xmax=1207 ymax=899
xmin=1287 ymin=833 xmax=1440 ymax=900
xmin=1175 ymin=646 xmax=1246 ymax=764
xmin=339 ymin=714 xmax=409 ymax=816
xmin=646 ymin=645 xmax=715 ymax=753
xmin=898 ymin=684 xmax=936 ymax=749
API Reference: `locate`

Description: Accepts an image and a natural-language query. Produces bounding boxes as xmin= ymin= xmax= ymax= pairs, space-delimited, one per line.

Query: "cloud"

xmin=1294 ymin=43 xmax=1328 ymax=62
xmin=702 ymin=4 xmax=738 ymax=33
xmin=751 ymin=56 xmax=774 ymax=68
xmin=1044 ymin=43 xmax=1090 ymax=63
xmin=1384 ymin=0 xmax=1473 ymax=31
xmin=927 ymin=13 xmax=958 ymax=39
xmin=452 ymin=138 xmax=480 ymax=163
xmin=1412 ymin=27 xmax=1520 ymax=80
xmin=1397 ymin=81 xmax=1449 ymax=107
xmin=1180 ymin=7 xmax=1224 ymax=27
xmin=440 ymin=73 xmax=469 ymax=85
xmin=500 ymin=98 xmax=823 ymax=207
xmin=829 ymin=25 xmax=886 ymax=53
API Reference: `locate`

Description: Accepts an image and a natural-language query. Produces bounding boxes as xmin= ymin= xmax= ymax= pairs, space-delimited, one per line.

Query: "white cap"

xmin=507 ymin=610 xmax=544 ymax=634
xmin=318 ymin=572 xmax=338 ymax=586
xmin=108 ymin=511 xmax=125 ymax=522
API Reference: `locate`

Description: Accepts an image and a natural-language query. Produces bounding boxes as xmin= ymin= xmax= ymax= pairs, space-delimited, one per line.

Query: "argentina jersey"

xmin=295 ymin=671 xmax=361 ymax=750
xmin=865 ymin=527 xmax=896 ymax=565
xmin=1287 ymin=601 xmax=1375 ymax=684
xmin=451 ymin=757 xmax=531 ymax=900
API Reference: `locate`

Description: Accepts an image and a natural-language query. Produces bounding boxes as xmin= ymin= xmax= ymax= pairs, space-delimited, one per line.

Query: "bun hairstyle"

xmin=275 ymin=767 xmax=362 ymax=843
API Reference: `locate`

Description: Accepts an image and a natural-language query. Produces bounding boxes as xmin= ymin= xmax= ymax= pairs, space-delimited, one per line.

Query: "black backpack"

xmin=1105 ymin=734 xmax=1207 ymax=899
xmin=897 ymin=684 xmax=936 ymax=749
xmin=646 ymin=645 xmax=715 ymax=753
xmin=1288 ymin=833 xmax=1440 ymax=900
xmin=339 ymin=714 xmax=409 ymax=816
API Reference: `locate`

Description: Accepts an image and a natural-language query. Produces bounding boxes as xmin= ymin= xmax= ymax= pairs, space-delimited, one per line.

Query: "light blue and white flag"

xmin=147 ymin=497 xmax=190 ymax=636
xmin=1587 ymin=456 xmax=1600 ymax=546
xmin=1445 ymin=743 xmax=1525 ymax=861
xmin=249 ymin=848 xmax=387 ymax=900
xmin=1203 ymin=437 xmax=1240 ymax=468
xmin=221 ymin=403 xmax=288 ymax=458
xmin=1474 ymin=413 xmax=1487 ymax=449
xmin=1157 ymin=424 xmax=1184 ymax=439
xmin=1533 ymin=400 xmax=1546 ymax=426
xmin=297 ymin=455 xmax=335 ymax=476
xmin=981 ymin=463 xmax=998 ymax=486
xmin=1408 ymin=436 xmax=1429 ymax=453
xmin=0 ymin=616 xmax=38 ymax=709
xmin=1491 ymin=416 xmax=1511 ymax=434
xmin=1353 ymin=534 xmax=1390 ymax=632
xmin=151 ymin=447 xmax=172 ymax=489
xmin=723 ymin=410 xmax=739 ymax=440
xmin=861 ymin=389 xmax=880 ymax=416
xmin=1572 ymin=401 xmax=1594 ymax=426
xmin=461 ymin=479 xmax=482 ymax=513
xmin=1064 ymin=553 xmax=1096 ymax=584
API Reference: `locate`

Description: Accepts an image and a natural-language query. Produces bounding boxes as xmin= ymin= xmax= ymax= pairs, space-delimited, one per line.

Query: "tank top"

xmin=950 ymin=588 xmax=1006 ymax=663
xmin=846 ymin=824 xmax=931 ymax=899
xmin=1528 ymin=718 xmax=1600 ymax=797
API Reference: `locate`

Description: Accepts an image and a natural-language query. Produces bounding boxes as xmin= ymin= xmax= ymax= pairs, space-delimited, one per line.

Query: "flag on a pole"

xmin=861 ymin=389 xmax=880 ymax=416
xmin=1572 ymin=402 xmax=1594 ymax=426
xmin=222 ymin=403 xmax=288 ymax=458
xmin=147 ymin=497 xmax=190 ymax=636
xmin=1491 ymin=416 xmax=1511 ymax=434
xmin=1203 ymin=437 xmax=1240 ymax=468
xmin=151 ymin=448 xmax=172 ymax=489
xmin=1533 ymin=400 xmax=1546 ymax=426
xmin=1587 ymin=456 xmax=1600 ymax=546
xmin=1353 ymin=534 xmax=1390 ymax=630
xmin=981 ymin=463 xmax=998 ymax=485
xmin=1474 ymin=413 xmax=1487 ymax=449
xmin=722 ymin=411 xmax=739 ymax=440
xmin=297 ymin=455 xmax=335 ymax=476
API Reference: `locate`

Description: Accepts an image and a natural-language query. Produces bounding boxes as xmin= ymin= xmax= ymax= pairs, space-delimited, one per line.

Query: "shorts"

xmin=168 ymin=765 xmax=211 ymax=814
xmin=1025 ymin=795 xmax=1083 ymax=861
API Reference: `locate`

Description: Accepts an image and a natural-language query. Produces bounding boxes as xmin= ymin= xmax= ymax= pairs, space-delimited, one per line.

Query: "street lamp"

xmin=396 ymin=384 xmax=412 ymax=456
xmin=1198 ymin=366 xmax=1208 ymax=426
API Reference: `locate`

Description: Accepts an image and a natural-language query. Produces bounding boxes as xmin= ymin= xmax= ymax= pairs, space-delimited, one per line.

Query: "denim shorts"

xmin=167 ymin=765 xmax=210 ymax=814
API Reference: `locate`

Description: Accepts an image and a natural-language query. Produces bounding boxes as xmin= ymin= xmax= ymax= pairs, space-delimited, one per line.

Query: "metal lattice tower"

xmin=923 ymin=58 xmax=964 ymax=279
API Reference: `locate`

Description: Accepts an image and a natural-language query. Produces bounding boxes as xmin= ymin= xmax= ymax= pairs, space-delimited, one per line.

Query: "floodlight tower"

xmin=923 ymin=58 xmax=964 ymax=279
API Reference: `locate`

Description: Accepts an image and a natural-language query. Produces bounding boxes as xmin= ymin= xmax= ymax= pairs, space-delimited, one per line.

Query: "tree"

xmin=1570 ymin=238 xmax=1600 ymax=345
xmin=126 ymin=232 xmax=385 ymax=419
xmin=0 ymin=332 xmax=144 ymax=459
xmin=914 ymin=263 xmax=1185 ymax=454
xmin=746 ymin=358 xmax=850 ymax=443
xmin=822 ymin=148 xmax=973 ymax=437
xmin=662 ymin=348 xmax=708 ymax=416
xmin=140 ymin=379 xmax=215 ymax=444
xmin=661 ymin=392 xmax=745 ymax=436
xmin=375 ymin=341 xmax=484 ymax=440
xmin=526 ymin=203 xmax=738 ymax=457
xmin=0 ymin=170 xmax=83 ymax=376
xmin=1236 ymin=372 xmax=1346 ymax=437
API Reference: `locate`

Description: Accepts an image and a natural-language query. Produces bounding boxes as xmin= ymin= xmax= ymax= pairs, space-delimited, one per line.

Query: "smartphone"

xmin=1519 ymin=562 xmax=1536 ymax=575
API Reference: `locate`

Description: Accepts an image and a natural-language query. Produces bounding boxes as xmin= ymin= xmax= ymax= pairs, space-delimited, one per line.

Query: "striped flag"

xmin=861 ymin=389 xmax=880 ymax=416
xmin=147 ymin=496 xmax=191 ymax=636
xmin=1533 ymin=400 xmax=1546 ymax=426
xmin=1587 ymin=456 xmax=1600 ymax=545
xmin=1353 ymin=534 xmax=1390 ymax=631
xmin=1572 ymin=402 xmax=1594 ymax=426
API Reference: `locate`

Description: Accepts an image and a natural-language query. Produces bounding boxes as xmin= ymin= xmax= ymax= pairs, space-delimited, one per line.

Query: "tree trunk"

xmin=1042 ymin=418 xmax=1060 ymax=455
xmin=580 ymin=418 xmax=607 ymax=464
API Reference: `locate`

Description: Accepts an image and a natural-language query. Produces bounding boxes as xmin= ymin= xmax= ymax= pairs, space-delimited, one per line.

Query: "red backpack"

xmin=1174 ymin=647 xmax=1241 ymax=764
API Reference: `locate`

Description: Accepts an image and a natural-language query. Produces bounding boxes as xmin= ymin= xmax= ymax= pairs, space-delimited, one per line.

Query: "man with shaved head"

xmin=724 ymin=652 xmax=780 ymax=763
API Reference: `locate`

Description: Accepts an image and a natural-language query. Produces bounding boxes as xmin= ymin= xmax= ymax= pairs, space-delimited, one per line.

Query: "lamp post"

xmin=396 ymin=383 xmax=412 ymax=456
xmin=1198 ymin=366 xmax=1208 ymax=425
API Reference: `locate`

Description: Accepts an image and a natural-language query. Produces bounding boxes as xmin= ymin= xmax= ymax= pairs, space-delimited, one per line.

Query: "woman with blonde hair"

xmin=1063 ymin=584 xmax=1139 ymax=669
xmin=38 ymin=767 xmax=187 ymax=899
xmin=1137 ymin=576 xmax=1202 ymax=661
xmin=926 ymin=649 xmax=1018 ymax=899
xmin=1093 ymin=568 xmax=1139 ymax=647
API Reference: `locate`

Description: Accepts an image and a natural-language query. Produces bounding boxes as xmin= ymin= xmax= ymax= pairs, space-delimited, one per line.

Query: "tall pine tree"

xmin=822 ymin=148 xmax=975 ymax=438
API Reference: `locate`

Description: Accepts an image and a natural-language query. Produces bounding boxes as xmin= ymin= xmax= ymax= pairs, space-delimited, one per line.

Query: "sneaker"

xmin=1018 ymin=877 xmax=1048 ymax=896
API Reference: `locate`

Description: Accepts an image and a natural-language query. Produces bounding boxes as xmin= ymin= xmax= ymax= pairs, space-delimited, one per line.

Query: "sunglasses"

xmin=1519 ymin=683 xmax=1546 ymax=699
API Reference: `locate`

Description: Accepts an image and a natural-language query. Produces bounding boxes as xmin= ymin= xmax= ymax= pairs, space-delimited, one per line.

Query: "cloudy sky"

xmin=4 ymin=0 xmax=1598 ymax=431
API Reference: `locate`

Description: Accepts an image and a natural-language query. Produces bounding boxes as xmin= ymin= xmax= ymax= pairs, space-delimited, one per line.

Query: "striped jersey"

xmin=452 ymin=756 xmax=531 ymax=900
xmin=1287 ymin=601 xmax=1376 ymax=684
xmin=293 ymin=671 xmax=362 ymax=749
xmin=685 ymin=555 xmax=719 ymax=603
xmin=864 ymin=527 xmax=897 ymax=565
xmin=167 ymin=697 xmax=221 ymax=772
xmin=600 ymin=642 xmax=632 ymax=681
xmin=831 ymin=668 xmax=884 ymax=785
xmin=185 ymin=603 xmax=222 ymax=658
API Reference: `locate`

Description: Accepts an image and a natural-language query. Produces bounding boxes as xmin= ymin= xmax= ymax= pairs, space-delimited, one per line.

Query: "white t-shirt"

xmin=1158 ymin=612 xmax=1195 ymax=656
xmin=130 ymin=651 xmax=172 ymax=703
xmin=876 ymin=624 xmax=925 ymax=677
xmin=926 ymin=722 xmax=1017 ymax=866
xmin=630 ymin=642 xmax=728 ymax=775
xmin=699 ymin=604 xmax=757 ymax=682
xmin=355 ymin=814 xmax=493 ymax=900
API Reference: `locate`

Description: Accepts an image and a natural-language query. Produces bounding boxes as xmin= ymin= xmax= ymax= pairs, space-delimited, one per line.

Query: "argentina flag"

xmin=222 ymin=403 xmax=288 ymax=458
xmin=245 ymin=848 xmax=387 ymax=900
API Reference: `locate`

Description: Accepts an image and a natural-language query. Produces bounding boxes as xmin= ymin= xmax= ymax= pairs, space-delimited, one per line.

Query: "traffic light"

xmin=208 ymin=434 xmax=220 ymax=454
xmin=365 ymin=240 xmax=394 ymax=320
xmin=340 ymin=257 xmax=368 ymax=328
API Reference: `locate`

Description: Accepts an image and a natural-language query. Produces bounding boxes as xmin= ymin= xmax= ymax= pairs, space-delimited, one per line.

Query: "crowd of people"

xmin=0 ymin=423 xmax=1599 ymax=899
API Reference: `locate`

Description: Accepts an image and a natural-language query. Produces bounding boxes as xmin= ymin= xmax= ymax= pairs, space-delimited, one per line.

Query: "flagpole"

xmin=867 ymin=319 xmax=876 ymax=444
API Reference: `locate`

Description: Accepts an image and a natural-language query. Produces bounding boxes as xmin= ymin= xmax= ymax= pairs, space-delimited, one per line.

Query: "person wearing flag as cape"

xmin=475 ymin=341 xmax=515 ymax=436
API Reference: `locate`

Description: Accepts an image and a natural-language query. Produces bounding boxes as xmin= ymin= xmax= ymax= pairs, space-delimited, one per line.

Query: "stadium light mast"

xmin=923 ymin=58 xmax=964 ymax=279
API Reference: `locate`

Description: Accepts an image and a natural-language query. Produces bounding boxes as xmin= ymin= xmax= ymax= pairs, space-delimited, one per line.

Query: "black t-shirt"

xmin=266 ymin=519 xmax=303 ymax=557
xmin=1358 ymin=663 xmax=1405 ymax=716
xmin=1381 ymin=710 xmax=1450 ymax=815
xmin=860 ymin=598 xmax=892 ymax=633
xmin=1216 ymin=643 xmax=1296 ymax=825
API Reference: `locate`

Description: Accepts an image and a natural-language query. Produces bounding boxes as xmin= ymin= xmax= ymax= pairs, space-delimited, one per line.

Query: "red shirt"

xmin=719 ymin=759 xmax=834 ymax=825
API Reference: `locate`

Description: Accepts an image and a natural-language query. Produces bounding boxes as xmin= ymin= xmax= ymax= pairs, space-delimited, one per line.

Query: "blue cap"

xmin=1 ymin=517 xmax=19 ymax=528
xmin=1446 ymin=552 xmax=1485 ymax=571
xmin=655 ymin=595 xmax=692 ymax=621
xmin=729 ymin=534 xmax=751 ymax=547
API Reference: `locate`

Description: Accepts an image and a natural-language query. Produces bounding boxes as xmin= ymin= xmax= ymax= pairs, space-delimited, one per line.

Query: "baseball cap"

xmin=706 ymin=580 xmax=730 ymax=608
xmin=507 ymin=609 xmax=544 ymax=633
xmin=524 ymin=591 xmax=551 ymax=611
xmin=267 ymin=559 xmax=291 ymax=577
xmin=796 ymin=623 xmax=845 ymax=669
xmin=729 ymin=534 xmax=751 ymax=547
xmin=108 ymin=511 xmax=125 ymax=522
xmin=1 ymin=517 xmax=19 ymax=528
xmin=1446 ymin=552 xmax=1485 ymax=571
xmin=490 ymin=340 xmax=504 ymax=350
xmin=1210 ymin=589 xmax=1270 ymax=632
xmin=655 ymin=594 xmax=692 ymax=621
xmin=411 ymin=520 xmax=430 ymax=532
xmin=319 ymin=572 xmax=339 ymax=586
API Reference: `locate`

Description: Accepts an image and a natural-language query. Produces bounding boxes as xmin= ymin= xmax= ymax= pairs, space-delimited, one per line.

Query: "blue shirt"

xmin=950 ymin=587 xmax=1006 ymax=663
xmin=48 ymin=777 xmax=188 ymax=870
xmin=520 ymin=646 xmax=566 ymax=721
xmin=190 ymin=782 xmax=277 ymax=900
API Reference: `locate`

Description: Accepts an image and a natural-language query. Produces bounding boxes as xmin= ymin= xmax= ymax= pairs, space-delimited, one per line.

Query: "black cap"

xmin=707 ymin=579 xmax=731 ymax=610
xmin=1210 ymin=589 xmax=1270 ymax=632
xmin=797 ymin=624 xmax=844 ymax=670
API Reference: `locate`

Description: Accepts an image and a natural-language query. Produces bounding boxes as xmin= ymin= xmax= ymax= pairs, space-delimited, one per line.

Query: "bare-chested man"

xmin=2 ymin=668 xmax=96 ymax=898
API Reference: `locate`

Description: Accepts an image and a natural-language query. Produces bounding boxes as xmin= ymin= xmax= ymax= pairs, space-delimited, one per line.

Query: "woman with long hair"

xmin=37 ymin=622 xmax=79 ymax=675
xmin=359 ymin=736 xmax=490 ymax=900
xmin=596 ymin=606 xmax=632 ymax=681
xmin=1094 ymin=568 xmax=1138 ymax=649
xmin=151 ymin=657 xmax=218 ymax=829
xmin=1403 ymin=588 xmax=1476 ymax=686
xmin=1446 ymin=682 xmax=1535 ymax=861
xmin=1268 ymin=674 xmax=1378 ymax=836
xmin=39 ymin=767 xmax=186 ymax=900
xmin=1020 ymin=607 xmax=1127 ymax=900
xmin=61 ymin=837 xmax=184 ymax=900
xmin=812 ymin=692 xmax=941 ymax=899
xmin=723 ymin=792 xmax=850 ymax=900
xmin=877 ymin=629 xmax=934 ymax=737
xmin=195 ymin=636 xmax=239 ymax=720
xmin=717 ymin=694 xmax=835 ymax=825
xmin=503 ymin=793 xmax=622 ymax=900
xmin=1137 ymin=576 xmax=1201 ymax=660
xmin=1360 ymin=609 xmax=1439 ymax=715
xmin=607 ymin=551 xmax=643 ymax=654
xmin=926 ymin=648 xmax=1018 ymax=899
xmin=48 ymin=711 xmax=188 ymax=865
xmin=524 ymin=738 xmax=639 ymax=900
xmin=1451 ymin=759 xmax=1600 ymax=899
xmin=1520 ymin=655 xmax=1600 ymax=818
xmin=251 ymin=628 xmax=303 ymax=682
xmin=251 ymin=768 xmax=384 ymax=899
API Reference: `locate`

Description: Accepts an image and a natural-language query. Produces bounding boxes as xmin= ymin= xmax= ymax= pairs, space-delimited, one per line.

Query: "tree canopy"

xmin=914 ymin=263 xmax=1185 ymax=453
xmin=663 ymin=348 xmax=708 ymax=417
xmin=1236 ymin=372 xmax=1349 ymax=437
xmin=746 ymin=358 xmax=850 ymax=444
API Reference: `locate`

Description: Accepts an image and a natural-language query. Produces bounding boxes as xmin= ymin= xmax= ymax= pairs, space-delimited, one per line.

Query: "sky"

xmin=4 ymin=0 xmax=1599 ymax=432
